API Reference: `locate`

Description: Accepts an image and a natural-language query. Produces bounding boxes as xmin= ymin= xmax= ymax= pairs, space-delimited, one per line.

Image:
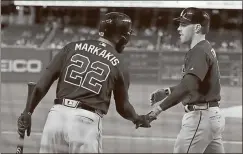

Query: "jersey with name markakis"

xmin=46 ymin=40 xmax=130 ymax=114
xmin=183 ymin=40 xmax=221 ymax=102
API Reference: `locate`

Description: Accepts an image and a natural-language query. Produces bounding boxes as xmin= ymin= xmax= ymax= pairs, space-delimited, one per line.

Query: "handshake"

xmin=133 ymin=88 xmax=170 ymax=129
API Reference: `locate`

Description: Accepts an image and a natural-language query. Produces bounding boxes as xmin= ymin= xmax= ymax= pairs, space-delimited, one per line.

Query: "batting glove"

xmin=150 ymin=88 xmax=170 ymax=106
xmin=17 ymin=111 xmax=32 ymax=137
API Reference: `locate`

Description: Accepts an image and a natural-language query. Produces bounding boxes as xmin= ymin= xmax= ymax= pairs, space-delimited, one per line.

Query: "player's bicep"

xmin=37 ymin=69 xmax=57 ymax=90
xmin=181 ymin=74 xmax=200 ymax=91
xmin=185 ymin=51 xmax=209 ymax=81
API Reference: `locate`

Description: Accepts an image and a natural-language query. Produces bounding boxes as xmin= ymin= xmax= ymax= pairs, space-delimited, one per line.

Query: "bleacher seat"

xmin=2 ymin=25 xmax=242 ymax=52
xmin=1 ymin=25 xmax=50 ymax=47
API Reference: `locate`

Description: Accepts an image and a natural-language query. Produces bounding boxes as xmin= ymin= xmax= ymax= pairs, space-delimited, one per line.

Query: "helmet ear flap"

xmin=120 ymin=35 xmax=129 ymax=45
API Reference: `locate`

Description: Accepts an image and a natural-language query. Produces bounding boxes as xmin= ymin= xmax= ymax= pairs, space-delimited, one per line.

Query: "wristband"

xmin=165 ymin=88 xmax=171 ymax=95
xmin=149 ymin=105 xmax=163 ymax=117
xmin=157 ymin=105 xmax=163 ymax=112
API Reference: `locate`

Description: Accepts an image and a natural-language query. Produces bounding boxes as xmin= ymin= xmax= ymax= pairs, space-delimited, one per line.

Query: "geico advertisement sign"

xmin=1 ymin=59 xmax=42 ymax=73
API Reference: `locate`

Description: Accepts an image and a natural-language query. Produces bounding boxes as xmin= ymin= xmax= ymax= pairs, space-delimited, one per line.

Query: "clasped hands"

xmin=134 ymin=88 xmax=167 ymax=129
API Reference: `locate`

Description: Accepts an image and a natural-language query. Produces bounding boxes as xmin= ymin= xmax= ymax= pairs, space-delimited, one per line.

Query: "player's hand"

xmin=135 ymin=106 xmax=163 ymax=129
xmin=17 ymin=111 xmax=32 ymax=137
xmin=133 ymin=115 xmax=155 ymax=129
xmin=150 ymin=89 xmax=167 ymax=106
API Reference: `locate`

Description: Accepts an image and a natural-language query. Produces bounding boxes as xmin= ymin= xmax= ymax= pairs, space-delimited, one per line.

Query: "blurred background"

xmin=1 ymin=0 xmax=242 ymax=85
xmin=1 ymin=1 xmax=242 ymax=153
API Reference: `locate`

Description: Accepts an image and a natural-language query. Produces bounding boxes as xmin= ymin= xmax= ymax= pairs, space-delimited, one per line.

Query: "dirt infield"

xmin=1 ymin=83 xmax=242 ymax=153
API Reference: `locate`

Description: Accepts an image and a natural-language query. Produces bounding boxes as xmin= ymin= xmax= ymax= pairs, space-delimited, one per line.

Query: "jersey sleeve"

xmin=185 ymin=49 xmax=209 ymax=81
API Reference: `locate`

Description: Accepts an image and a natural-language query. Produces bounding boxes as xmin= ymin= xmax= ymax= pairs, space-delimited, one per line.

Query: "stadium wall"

xmin=1 ymin=47 xmax=242 ymax=86
xmin=1 ymin=47 xmax=51 ymax=83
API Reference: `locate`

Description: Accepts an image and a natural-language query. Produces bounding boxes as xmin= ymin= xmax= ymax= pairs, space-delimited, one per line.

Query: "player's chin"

xmin=179 ymin=38 xmax=185 ymax=44
xmin=179 ymin=37 xmax=187 ymax=44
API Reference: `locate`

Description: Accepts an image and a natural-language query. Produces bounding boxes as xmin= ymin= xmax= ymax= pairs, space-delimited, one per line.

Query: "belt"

xmin=54 ymin=98 xmax=103 ymax=117
xmin=185 ymin=101 xmax=219 ymax=113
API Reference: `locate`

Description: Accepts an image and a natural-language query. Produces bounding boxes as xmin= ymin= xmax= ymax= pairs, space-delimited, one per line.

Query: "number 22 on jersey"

xmin=64 ymin=54 xmax=110 ymax=94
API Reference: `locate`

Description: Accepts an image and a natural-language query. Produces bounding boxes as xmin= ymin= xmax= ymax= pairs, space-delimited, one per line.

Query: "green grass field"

xmin=1 ymin=83 xmax=242 ymax=153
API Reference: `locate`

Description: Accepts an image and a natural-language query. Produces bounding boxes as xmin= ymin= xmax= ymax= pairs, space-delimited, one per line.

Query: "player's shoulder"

xmin=69 ymin=39 xmax=96 ymax=47
xmin=62 ymin=39 xmax=100 ymax=53
xmin=60 ymin=41 xmax=80 ymax=53
xmin=194 ymin=40 xmax=212 ymax=52
xmin=116 ymin=55 xmax=129 ymax=75
xmin=190 ymin=40 xmax=217 ymax=65
xmin=190 ymin=40 xmax=212 ymax=55
xmin=62 ymin=38 xmax=113 ymax=49
xmin=72 ymin=39 xmax=113 ymax=49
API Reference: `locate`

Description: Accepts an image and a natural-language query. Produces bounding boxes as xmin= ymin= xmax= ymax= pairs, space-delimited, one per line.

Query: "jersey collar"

xmin=98 ymin=37 xmax=115 ymax=48
xmin=190 ymin=39 xmax=206 ymax=50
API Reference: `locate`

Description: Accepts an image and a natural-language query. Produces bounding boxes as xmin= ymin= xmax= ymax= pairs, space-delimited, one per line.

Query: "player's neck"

xmin=190 ymin=34 xmax=206 ymax=49
xmin=98 ymin=37 xmax=115 ymax=48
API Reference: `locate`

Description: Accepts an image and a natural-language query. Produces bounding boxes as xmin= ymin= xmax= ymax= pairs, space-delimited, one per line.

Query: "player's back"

xmin=56 ymin=39 xmax=122 ymax=114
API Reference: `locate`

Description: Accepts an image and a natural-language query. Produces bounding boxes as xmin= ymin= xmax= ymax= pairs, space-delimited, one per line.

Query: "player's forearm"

xmin=124 ymin=101 xmax=139 ymax=122
xmin=25 ymin=85 xmax=49 ymax=113
xmin=159 ymin=83 xmax=188 ymax=111
xmin=159 ymin=75 xmax=199 ymax=111
xmin=117 ymin=101 xmax=139 ymax=122
xmin=169 ymin=86 xmax=176 ymax=93
xmin=26 ymin=70 xmax=57 ymax=113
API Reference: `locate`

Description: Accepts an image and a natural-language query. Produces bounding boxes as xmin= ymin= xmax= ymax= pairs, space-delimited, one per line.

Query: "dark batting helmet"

xmin=99 ymin=12 xmax=134 ymax=53
xmin=173 ymin=7 xmax=210 ymax=34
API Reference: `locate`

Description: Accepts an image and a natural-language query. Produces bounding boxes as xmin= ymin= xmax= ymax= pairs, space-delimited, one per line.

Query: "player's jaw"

xmin=177 ymin=24 xmax=194 ymax=44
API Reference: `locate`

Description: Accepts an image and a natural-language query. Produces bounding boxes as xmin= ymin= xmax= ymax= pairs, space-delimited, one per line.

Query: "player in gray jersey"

xmin=147 ymin=7 xmax=225 ymax=153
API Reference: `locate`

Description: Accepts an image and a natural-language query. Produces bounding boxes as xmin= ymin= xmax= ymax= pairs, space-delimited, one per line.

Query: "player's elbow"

xmin=116 ymin=103 xmax=131 ymax=119
xmin=117 ymin=110 xmax=127 ymax=120
xmin=116 ymin=106 xmax=125 ymax=116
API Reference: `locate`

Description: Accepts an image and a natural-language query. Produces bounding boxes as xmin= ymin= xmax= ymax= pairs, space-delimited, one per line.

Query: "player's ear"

xmin=194 ymin=24 xmax=202 ymax=34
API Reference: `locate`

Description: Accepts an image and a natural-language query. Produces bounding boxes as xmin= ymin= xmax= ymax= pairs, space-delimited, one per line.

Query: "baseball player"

xmin=147 ymin=7 xmax=225 ymax=153
xmin=17 ymin=12 xmax=152 ymax=153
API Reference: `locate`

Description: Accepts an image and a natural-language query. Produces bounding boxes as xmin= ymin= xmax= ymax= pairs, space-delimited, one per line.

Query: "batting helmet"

xmin=99 ymin=12 xmax=134 ymax=53
xmin=173 ymin=7 xmax=210 ymax=34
